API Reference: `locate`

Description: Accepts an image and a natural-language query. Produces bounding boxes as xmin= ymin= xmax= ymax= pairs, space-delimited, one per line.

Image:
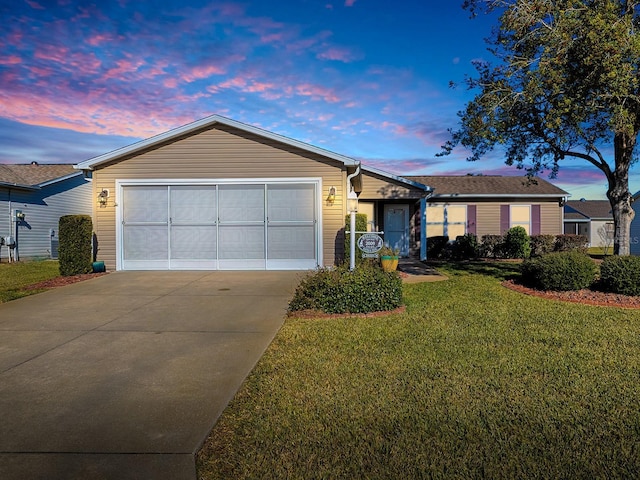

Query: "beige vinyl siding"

xmin=91 ymin=124 xmax=346 ymax=269
xmin=358 ymin=172 xmax=422 ymax=200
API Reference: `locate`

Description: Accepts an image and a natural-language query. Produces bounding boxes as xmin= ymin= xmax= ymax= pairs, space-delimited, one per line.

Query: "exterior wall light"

xmin=98 ymin=189 xmax=109 ymax=206
xmin=327 ymin=186 xmax=336 ymax=204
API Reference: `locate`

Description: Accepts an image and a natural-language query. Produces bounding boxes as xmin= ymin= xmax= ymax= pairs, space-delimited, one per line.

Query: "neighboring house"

xmin=0 ymin=163 xmax=92 ymax=260
xmin=564 ymin=199 xmax=614 ymax=250
xmin=73 ymin=115 xmax=569 ymax=271
xmin=407 ymin=175 xmax=568 ymax=240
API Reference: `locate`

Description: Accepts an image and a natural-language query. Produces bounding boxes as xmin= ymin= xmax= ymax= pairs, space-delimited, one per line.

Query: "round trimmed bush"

xmin=288 ymin=262 xmax=402 ymax=314
xmin=520 ymin=251 xmax=598 ymax=291
xmin=599 ymin=256 xmax=640 ymax=296
xmin=504 ymin=226 xmax=531 ymax=259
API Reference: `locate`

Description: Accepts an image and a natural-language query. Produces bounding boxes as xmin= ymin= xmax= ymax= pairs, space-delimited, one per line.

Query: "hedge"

xmin=58 ymin=215 xmax=93 ymax=276
xmin=520 ymin=251 xmax=598 ymax=291
xmin=599 ymin=256 xmax=640 ymax=296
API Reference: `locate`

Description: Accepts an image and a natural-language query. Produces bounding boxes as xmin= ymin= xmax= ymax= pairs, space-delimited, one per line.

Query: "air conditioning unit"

xmin=4 ymin=236 xmax=15 ymax=247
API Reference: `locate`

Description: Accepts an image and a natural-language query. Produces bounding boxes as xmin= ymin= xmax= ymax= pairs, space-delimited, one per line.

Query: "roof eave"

xmin=75 ymin=115 xmax=359 ymax=171
xmin=429 ymin=193 xmax=568 ymax=199
xmin=362 ymin=165 xmax=433 ymax=193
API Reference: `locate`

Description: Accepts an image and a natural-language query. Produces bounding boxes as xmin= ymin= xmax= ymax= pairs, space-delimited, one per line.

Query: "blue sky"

xmin=0 ymin=0 xmax=630 ymax=199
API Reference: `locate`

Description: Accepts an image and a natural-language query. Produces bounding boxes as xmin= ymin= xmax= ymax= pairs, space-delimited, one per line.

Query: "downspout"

xmin=420 ymin=189 xmax=434 ymax=261
xmin=346 ymin=164 xmax=360 ymax=271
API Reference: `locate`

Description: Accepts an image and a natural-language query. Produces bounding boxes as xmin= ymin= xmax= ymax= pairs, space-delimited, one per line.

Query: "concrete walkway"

xmin=0 ymin=271 xmax=301 ymax=480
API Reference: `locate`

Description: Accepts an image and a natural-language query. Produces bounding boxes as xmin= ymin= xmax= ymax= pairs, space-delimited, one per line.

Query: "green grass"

xmin=197 ymin=261 xmax=640 ymax=479
xmin=0 ymin=260 xmax=60 ymax=303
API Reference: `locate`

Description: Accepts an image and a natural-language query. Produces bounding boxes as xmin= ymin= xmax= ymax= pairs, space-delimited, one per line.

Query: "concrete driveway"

xmin=0 ymin=270 xmax=301 ymax=480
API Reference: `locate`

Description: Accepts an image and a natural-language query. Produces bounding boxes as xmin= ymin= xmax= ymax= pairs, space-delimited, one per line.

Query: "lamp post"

xmin=347 ymin=187 xmax=358 ymax=271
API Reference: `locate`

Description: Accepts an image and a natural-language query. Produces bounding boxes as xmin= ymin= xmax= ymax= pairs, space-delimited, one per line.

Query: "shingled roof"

xmin=406 ymin=175 xmax=568 ymax=197
xmin=565 ymin=200 xmax=612 ymax=220
xmin=0 ymin=163 xmax=79 ymax=189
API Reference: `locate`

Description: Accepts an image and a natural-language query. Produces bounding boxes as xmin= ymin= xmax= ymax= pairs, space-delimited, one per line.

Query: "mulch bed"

xmin=25 ymin=272 xmax=109 ymax=290
xmin=503 ymin=279 xmax=640 ymax=309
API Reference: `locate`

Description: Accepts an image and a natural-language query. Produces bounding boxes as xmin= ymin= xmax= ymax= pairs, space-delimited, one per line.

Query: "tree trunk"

xmin=608 ymin=133 xmax=636 ymax=255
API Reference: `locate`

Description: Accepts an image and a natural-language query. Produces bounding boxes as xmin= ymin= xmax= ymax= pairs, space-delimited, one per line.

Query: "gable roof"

xmin=75 ymin=114 xmax=359 ymax=171
xmin=406 ymin=175 xmax=568 ymax=198
xmin=0 ymin=163 xmax=80 ymax=190
xmin=565 ymin=200 xmax=612 ymax=220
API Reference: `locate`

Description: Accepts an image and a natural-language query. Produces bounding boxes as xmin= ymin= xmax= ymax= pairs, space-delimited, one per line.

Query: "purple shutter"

xmin=467 ymin=205 xmax=477 ymax=234
xmin=532 ymin=204 xmax=541 ymax=235
xmin=500 ymin=205 xmax=510 ymax=233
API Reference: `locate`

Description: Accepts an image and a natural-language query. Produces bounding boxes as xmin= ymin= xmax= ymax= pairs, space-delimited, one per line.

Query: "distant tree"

xmin=442 ymin=0 xmax=640 ymax=254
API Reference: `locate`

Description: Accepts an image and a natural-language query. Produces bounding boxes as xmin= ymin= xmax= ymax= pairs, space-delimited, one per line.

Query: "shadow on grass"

xmin=429 ymin=260 xmax=522 ymax=281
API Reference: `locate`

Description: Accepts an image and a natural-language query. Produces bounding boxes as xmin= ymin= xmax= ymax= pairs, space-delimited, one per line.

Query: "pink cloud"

xmin=182 ymin=64 xmax=227 ymax=83
xmin=295 ymin=83 xmax=340 ymax=103
xmin=26 ymin=0 xmax=44 ymax=9
xmin=317 ymin=47 xmax=360 ymax=63
xmin=345 ymin=0 xmax=357 ymax=6
xmin=102 ymin=59 xmax=144 ymax=80
xmin=164 ymin=78 xmax=178 ymax=88
xmin=0 ymin=56 xmax=21 ymax=65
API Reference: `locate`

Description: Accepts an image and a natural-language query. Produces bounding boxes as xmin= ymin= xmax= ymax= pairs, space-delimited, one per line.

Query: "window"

xmin=510 ymin=205 xmax=531 ymax=234
xmin=427 ymin=204 xmax=467 ymax=239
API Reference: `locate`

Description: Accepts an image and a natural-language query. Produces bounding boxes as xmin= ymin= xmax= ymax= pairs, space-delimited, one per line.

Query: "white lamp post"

xmin=347 ymin=187 xmax=358 ymax=271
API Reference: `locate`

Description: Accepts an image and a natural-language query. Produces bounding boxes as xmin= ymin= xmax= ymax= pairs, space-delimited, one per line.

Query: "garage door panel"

xmin=123 ymin=186 xmax=168 ymax=223
xmin=219 ymin=185 xmax=264 ymax=222
xmin=170 ymin=186 xmax=217 ymax=223
xmin=267 ymin=184 xmax=315 ymax=221
xmin=170 ymin=226 xmax=216 ymax=259
xmin=268 ymin=225 xmax=315 ymax=259
xmin=218 ymin=225 xmax=265 ymax=260
xmin=123 ymin=226 xmax=168 ymax=261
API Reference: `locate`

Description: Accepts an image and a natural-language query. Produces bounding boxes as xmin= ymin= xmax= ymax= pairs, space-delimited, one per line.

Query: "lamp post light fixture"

xmin=347 ymin=187 xmax=358 ymax=271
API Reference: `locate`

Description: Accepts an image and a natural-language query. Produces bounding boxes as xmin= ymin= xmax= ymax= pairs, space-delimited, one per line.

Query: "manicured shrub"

xmin=599 ymin=256 xmax=640 ymax=296
xmin=288 ymin=262 xmax=403 ymax=314
xmin=426 ymin=236 xmax=449 ymax=259
xmin=504 ymin=226 xmax=531 ymax=258
xmin=452 ymin=233 xmax=479 ymax=259
xmin=344 ymin=213 xmax=368 ymax=265
xmin=58 ymin=215 xmax=93 ymax=276
xmin=530 ymin=234 xmax=556 ymax=257
xmin=480 ymin=234 xmax=504 ymax=258
xmin=554 ymin=234 xmax=588 ymax=253
xmin=520 ymin=251 xmax=598 ymax=291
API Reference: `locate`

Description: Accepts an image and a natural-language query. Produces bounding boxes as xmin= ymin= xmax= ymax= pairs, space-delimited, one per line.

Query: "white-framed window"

xmin=510 ymin=205 xmax=531 ymax=234
xmin=427 ymin=204 xmax=467 ymax=239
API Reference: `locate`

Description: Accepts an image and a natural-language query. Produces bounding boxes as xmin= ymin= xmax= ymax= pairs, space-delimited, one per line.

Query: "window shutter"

xmin=467 ymin=205 xmax=476 ymax=234
xmin=500 ymin=205 xmax=510 ymax=233
xmin=532 ymin=204 xmax=541 ymax=235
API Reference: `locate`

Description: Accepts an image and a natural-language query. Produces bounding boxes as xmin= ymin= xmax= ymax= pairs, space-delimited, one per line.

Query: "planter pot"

xmin=380 ymin=255 xmax=399 ymax=272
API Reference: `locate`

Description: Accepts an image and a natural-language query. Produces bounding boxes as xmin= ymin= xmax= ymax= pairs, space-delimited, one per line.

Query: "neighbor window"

xmin=427 ymin=205 xmax=467 ymax=239
xmin=510 ymin=205 xmax=531 ymax=234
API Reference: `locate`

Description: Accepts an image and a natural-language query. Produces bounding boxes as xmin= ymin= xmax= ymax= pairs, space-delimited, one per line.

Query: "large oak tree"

xmin=442 ymin=0 xmax=640 ymax=254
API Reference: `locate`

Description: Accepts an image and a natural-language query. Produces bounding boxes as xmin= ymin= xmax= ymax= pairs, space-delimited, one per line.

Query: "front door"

xmin=384 ymin=204 xmax=409 ymax=257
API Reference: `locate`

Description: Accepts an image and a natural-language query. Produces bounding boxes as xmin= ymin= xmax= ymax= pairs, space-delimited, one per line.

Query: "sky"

xmin=0 ymin=0 xmax=632 ymax=200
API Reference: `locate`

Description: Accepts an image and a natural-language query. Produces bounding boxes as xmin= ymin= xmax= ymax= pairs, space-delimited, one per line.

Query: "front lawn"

xmin=197 ymin=261 xmax=640 ymax=479
xmin=0 ymin=260 xmax=60 ymax=303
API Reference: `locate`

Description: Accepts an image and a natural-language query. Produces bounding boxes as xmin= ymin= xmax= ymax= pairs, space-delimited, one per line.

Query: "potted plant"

xmin=379 ymin=245 xmax=400 ymax=272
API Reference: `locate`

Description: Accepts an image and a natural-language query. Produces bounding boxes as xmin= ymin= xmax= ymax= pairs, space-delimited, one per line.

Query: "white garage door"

xmin=119 ymin=182 xmax=319 ymax=270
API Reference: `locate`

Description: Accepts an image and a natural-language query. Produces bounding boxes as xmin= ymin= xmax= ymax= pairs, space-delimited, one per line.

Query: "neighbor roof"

xmin=565 ymin=200 xmax=612 ymax=220
xmin=75 ymin=114 xmax=360 ymax=171
xmin=0 ymin=163 xmax=80 ymax=190
xmin=406 ymin=175 xmax=568 ymax=198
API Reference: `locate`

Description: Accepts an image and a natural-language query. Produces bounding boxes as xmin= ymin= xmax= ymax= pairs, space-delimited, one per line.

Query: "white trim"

xmin=115 ymin=178 xmax=323 ymax=271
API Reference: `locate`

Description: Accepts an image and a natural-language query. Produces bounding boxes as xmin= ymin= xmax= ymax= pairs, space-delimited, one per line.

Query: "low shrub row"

xmin=520 ymin=251 xmax=640 ymax=296
xmin=288 ymin=262 xmax=403 ymax=314
xmin=428 ymin=230 xmax=588 ymax=260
